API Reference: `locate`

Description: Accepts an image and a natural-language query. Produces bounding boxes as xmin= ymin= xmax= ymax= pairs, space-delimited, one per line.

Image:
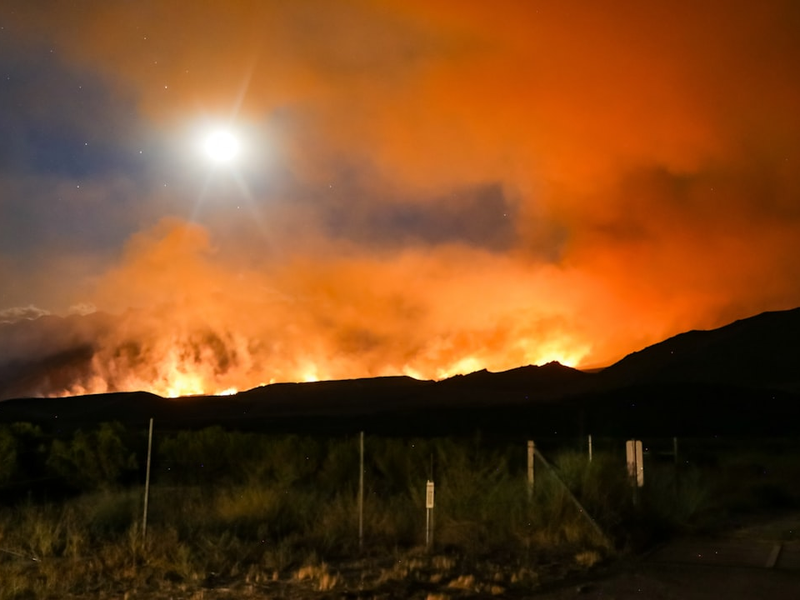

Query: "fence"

xmin=2 ymin=422 xmax=800 ymax=563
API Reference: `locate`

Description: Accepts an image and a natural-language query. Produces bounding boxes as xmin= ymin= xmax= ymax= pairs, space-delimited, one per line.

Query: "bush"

xmin=47 ymin=422 xmax=137 ymax=490
xmin=0 ymin=426 xmax=17 ymax=485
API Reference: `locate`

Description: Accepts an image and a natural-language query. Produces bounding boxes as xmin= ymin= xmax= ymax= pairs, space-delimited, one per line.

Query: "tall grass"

xmin=1 ymin=429 xmax=798 ymax=597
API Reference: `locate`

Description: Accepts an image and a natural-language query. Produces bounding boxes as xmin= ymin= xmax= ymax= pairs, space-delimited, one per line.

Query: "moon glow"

xmin=202 ymin=129 xmax=240 ymax=163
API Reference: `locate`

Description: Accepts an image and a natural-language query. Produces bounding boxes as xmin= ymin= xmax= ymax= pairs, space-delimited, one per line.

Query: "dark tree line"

xmin=0 ymin=422 xmax=138 ymax=495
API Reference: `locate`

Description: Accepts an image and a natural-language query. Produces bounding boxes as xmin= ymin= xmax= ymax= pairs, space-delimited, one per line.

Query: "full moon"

xmin=202 ymin=129 xmax=240 ymax=163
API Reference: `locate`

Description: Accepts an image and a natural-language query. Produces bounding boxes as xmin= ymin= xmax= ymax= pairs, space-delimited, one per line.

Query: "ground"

xmin=536 ymin=511 xmax=800 ymax=600
xmin=6 ymin=513 xmax=800 ymax=599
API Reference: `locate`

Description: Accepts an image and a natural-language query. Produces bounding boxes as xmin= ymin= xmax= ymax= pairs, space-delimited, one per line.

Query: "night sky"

xmin=2 ymin=2 xmax=800 ymax=397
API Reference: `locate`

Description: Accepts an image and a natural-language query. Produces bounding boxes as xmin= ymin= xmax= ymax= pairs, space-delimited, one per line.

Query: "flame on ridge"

xmin=47 ymin=328 xmax=590 ymax=399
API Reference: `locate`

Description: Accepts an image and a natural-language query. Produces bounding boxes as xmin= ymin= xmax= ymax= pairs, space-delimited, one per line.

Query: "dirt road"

xmin=535 ymin=559 xmax=800 ymax=600
xmin=535 ymin=515 xmax=800 ymax=600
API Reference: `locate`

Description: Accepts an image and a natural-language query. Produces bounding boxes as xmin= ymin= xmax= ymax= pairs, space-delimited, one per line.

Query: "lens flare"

xmin=202 ymin=129 xmax=240 ymax=163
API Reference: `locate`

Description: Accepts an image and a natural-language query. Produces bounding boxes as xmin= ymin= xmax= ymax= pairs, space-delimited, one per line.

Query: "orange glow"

xmin=163 ymin=376 xmax=205 ymax=399
xmin=32 ymin=211 xmax=798 ymax=398
xmin=3 ymin=2 xmax=800 ymax=399
xmin=301 ymin=369 xmax=320 ymax=384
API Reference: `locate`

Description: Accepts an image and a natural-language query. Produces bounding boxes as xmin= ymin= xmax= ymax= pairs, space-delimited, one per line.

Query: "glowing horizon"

xmin=2 ymin=2 xmax=800 ymax=401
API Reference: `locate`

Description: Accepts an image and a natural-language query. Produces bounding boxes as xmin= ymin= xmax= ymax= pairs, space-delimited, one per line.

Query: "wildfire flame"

xmin=32 ymin=222 xmax=599 ymax=400
xmin=49 ymin=326 xmax=590 ymax=399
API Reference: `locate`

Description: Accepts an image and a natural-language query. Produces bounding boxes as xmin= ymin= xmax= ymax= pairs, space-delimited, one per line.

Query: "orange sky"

xmin=2 ymin=1 xmax=800 ymax=396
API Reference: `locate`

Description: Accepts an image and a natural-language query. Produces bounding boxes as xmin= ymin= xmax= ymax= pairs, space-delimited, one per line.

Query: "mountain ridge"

xmin=1 ymin=307 xmax=799 ymax=436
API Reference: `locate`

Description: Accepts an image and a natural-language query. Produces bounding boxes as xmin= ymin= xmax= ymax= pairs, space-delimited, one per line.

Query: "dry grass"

xmin=5 ymin=431 xmax=792 ymax=597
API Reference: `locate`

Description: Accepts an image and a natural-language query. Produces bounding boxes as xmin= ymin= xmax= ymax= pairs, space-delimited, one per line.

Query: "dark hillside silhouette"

xmin=595 ymin=307 xmax=800 ymax=392
xmin=1 ymin=307 xmax=799 ymax=436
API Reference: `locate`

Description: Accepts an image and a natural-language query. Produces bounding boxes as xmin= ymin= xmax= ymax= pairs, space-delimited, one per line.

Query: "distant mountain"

xmin=236 ymin=375 xmax=434 ymax=414
xmin=565 ymin=307 xmax=800 ymax=437
xmin=596 ymin=307 xmax=800 ymax=393
xmin=410 ymin=362 xmax=589 ymax=407
xmin=1 ymin=307 xmax=799 ymax=436
xmin=231 ymin=361 xmax=589 ymax=416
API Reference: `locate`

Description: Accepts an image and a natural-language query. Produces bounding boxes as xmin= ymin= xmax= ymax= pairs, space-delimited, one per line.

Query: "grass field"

xmin=1 ymin=425 xmax=799 ymax=598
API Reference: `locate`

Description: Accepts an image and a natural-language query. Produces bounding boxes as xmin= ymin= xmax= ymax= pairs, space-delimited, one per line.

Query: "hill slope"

xmin=597 ymin=307 xmax=800 ymax=393
xmin=1 ymin=307 xmax=799 ymax=436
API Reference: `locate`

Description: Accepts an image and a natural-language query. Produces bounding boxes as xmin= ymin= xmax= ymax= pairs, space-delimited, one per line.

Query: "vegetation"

xmin=0 ymin=424 xmax=798 ymax=598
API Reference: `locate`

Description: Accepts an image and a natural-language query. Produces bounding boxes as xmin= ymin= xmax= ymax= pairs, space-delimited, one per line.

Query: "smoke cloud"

xmin=2 ymin=1 xmax=800 ymax=397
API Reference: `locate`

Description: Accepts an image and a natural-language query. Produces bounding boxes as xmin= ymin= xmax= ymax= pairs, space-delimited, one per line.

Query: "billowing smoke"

xmin=2 ymin=2 xmax=800 ymax=399
xmin=3 ymin=218 xmax=597 ymax=398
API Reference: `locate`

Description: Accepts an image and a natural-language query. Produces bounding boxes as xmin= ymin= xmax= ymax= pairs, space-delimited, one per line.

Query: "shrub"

xmin=47 ymin=422 xmax=137 ymax=490
xmin=0 ymin=426 xmax=17 ymax=485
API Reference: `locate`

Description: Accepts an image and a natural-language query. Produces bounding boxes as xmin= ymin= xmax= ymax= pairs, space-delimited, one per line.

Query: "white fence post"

xmin=425 ymin=479 xmax=435 ymax=551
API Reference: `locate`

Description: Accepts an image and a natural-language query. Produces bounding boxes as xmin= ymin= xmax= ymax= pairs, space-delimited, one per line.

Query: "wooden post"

xmin=588 ymin=434 xmax=593 ymax=463
xmin=636 ymin=440 xmax=644 ymax=486
xmin=527 ymin=440 xmax=535 ymax=499
xmin=425 ymin=479 xmax=435 ymax=551
xmin=142 ymin=418 xmax=154 ymax=548
xmin=626 ymin=439 xmax=644 ymax=506
xmin=626 ymin=439 xmax=644 ymax=487
xmin=358 ymin=431 xmax=364 ymax=551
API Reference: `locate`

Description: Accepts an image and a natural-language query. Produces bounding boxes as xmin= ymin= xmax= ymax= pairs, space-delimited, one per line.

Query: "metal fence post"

xmin=358 ymin=431 xmax=364 ymax=551
xmin=142 ymin=418 xmax=154 ymax=548
xmin=527 ymin=440 xmax=535 ymax=499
